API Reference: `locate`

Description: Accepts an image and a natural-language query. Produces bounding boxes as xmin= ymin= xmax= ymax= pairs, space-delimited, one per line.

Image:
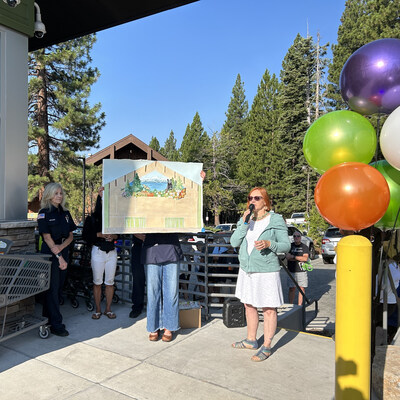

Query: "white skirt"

xmin=235 ymin=268 xmax=283 ymax=308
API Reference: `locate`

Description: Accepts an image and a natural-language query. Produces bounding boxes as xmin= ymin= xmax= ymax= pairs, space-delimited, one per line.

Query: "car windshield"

xmin=292 ymin=213 xmax=304 ymax=218
xmin=216 ymin=225 xmax=230 ymax=231
xmin=325 ymin=228 xmax=342 ymax=238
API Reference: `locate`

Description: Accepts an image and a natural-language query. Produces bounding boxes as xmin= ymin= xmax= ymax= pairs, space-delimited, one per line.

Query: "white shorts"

xmin=287 ymin=271 xmax=308 ymax=288
xmin=91 ymin=245 xmax=118 ymax=285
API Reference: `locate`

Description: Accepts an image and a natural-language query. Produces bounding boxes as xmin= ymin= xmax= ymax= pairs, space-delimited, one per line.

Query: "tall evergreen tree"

xmin=236 ymin=69 xmax=280 ymax=193
xmin=273 ymin=34 xmax=317 ymax=216
xmin=160 ymin=130 xmax=179 ymax=161
xmin=149 ymin=136 xmax=160 ymax=152
xmin=219 ymin=74 xmax=249 ymax=181
xmin=327 ymin=0 xmax=400 ymax=109
xmin=28 ymin=35 xmax=105 ymax=201
xmin=179 ymin=112 xmax=210 ymax=163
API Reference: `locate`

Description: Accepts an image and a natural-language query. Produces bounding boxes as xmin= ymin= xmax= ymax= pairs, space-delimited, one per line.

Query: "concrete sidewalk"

xmin=0 ymin=299 xmax=335 ymax=400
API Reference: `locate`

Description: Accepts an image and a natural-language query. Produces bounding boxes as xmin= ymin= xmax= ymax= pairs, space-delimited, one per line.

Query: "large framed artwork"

xmin=102 ymin=159 xmax=203 ymax=233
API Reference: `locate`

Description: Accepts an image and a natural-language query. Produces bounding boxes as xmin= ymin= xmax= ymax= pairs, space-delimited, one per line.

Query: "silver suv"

xmin=321 ymin=227 xmax=343 ymax=264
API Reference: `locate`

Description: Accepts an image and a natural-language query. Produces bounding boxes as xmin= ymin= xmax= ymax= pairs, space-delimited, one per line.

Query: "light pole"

xmin=302 ymin=165 xmax=310 ymax=215
xmin=77 ymin=156 xmax=86 ymax=223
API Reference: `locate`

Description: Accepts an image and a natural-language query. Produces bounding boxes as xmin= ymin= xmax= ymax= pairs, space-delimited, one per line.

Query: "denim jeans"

xmin=146 ymin=262 xmax=180 ymax=332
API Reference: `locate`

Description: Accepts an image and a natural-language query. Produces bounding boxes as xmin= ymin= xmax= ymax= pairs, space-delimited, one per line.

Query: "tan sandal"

xmin=91 ymin=312 xmax=102 ymax=320
xmin=149 ymin=331 xmax=159 ymax=341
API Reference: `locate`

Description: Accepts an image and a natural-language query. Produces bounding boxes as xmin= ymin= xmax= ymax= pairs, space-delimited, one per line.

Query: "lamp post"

xmin=302 ymin=165 xmax=310 ymax=215
xmin=77 ymin=156 xmax=86 ymax=223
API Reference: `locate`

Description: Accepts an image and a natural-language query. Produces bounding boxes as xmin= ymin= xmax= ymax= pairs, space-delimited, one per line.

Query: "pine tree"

xmin=236 ymin=69 xmax=280 ymax=194
xmin=28 ymin=35 xmax=105 ymax=201
xmin=326 ymin=0 xmax=400 ymax=110
xmin=179 ymin=112 xmax=210 ymax=163
xmin=274 ymin=34 xmax=317 ymax=216
xmin=160 ymin=130 xmax=179 ymax=161
xmin=219 ymin=74 xmax=248 ymax=181
xmin=149 ymin=136 xmax=160 ymax=152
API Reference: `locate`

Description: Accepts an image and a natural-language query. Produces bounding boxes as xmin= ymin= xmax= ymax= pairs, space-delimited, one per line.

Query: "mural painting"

xmin=102 ymin=159 xmax=203 ymax=233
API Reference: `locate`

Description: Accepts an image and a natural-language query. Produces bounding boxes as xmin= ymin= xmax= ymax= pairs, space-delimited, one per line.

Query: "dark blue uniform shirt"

xmin=37 ymin=205 xmax=76 ymax=254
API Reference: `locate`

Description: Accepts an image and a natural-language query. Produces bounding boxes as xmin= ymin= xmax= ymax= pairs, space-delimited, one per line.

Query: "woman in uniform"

xmin=37 ymin=182 xmax=76 ymax=336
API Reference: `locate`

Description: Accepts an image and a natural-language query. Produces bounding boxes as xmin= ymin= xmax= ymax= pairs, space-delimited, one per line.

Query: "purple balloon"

xmin=340 ymin=38 xmax=400 ymax=115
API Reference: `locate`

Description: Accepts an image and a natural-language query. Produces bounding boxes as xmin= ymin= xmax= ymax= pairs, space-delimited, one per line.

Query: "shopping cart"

xmin=0 ymin=254 xmax=52 ymax=341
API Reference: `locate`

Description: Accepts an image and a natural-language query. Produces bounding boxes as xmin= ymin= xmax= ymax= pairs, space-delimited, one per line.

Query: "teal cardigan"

xmin=230 ymin=212 xmax=290 ymax=273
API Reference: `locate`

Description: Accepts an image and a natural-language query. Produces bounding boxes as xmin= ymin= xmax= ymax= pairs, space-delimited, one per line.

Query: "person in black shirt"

xmin=285 ymin=233 xmax=309 ymax=305
xmin=37 ymin=183 xmax=76 ymax=336
xmin=89 ymin=187 xmax=118 ymax=320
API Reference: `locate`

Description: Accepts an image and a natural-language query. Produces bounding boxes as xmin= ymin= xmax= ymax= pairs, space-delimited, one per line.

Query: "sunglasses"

xmin=248 ymin=196 xmax=263 ymax=201
xmin=293 ymin=235 xmax=301 ymax=238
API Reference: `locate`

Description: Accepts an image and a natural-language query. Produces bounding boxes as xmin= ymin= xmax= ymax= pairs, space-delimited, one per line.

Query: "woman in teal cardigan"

xmin=230 ymin=187 xmax=290 ymax=362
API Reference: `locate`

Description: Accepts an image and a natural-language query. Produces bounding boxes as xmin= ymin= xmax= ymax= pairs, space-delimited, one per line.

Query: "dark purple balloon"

xmin=340 ymin=38 xmax=400 ymax=115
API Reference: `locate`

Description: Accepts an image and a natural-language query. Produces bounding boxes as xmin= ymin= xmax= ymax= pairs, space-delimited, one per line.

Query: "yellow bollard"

xmin=335 ymin=235 xmax=372 ymax=400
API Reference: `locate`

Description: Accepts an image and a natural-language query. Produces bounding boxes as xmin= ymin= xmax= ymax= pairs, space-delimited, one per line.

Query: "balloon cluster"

xmin=303 ymin=38 xmax=400 ymax=231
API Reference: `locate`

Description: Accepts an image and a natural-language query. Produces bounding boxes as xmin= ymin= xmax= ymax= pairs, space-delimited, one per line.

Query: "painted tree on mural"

xmin=28 ymin=34 xmax=105 ymax=201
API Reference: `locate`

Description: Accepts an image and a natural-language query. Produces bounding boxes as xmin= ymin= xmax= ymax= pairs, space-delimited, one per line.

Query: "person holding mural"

xmin=37 ymin=183 xmax=76 ymax=336
xmin=86 ymin=187 xmax=119 ymax=320
xmin=285 ymin=232 xmax=309 ymax=305
xmin=143 ymin=170 xmax=205 ymax=342
xmin=142 ymin=233 xmax=182 ymax=342
xmin=230 ymin=187 xmax=290 ymax=362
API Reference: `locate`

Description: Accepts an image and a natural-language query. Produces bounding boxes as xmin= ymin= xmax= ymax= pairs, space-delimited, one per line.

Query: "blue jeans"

xmin=146 ymin=262 xmax=180 ymax=333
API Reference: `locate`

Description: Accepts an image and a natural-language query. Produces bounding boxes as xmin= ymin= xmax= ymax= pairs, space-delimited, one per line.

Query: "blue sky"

xmin=87 ymin=0 xmax=346 ymax=155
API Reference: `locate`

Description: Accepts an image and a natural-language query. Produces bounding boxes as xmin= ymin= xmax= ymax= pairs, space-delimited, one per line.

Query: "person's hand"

xmin=98 ymin=186 xmax=104 ymax=197
xmin=242 ymin=209 xmax=252 ymax=223
xmin=254 ymin=240 xmax=270 ymax=251
xmin=58 ymin=257 xmax=68 ymax=270
xmin=51 ymin=245 xmax=61 ymax=255
xmin=200 ymin=170 xmax=206 ymax=181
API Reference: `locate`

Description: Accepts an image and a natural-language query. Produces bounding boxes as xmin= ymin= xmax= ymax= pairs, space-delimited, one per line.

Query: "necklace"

xmin=252 ymin=211 xmax=269 ymax=221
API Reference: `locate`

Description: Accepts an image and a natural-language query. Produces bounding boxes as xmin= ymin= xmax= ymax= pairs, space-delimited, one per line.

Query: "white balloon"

xmin=381 ymin=105 xmax=400 ymax=170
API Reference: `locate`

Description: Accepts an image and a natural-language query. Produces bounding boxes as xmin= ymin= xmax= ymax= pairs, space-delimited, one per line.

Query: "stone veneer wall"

xmin=0 ymin=220 xmax=37 ymax=254
xmin=0 ymin=220 xmax=38 ymax=334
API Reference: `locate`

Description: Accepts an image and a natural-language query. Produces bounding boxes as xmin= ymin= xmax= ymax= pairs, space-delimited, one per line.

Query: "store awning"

xmin=29 ymin=0 xmax=198 ymax=52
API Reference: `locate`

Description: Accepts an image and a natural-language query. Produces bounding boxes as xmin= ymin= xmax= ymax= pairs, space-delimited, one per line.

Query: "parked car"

xmin=287 ymin=224 xmax=316 ymax=260
xmin=73 ymin=221 xmax=84 ymax=237
xmin=286 ymin=212 xmax=307 ymax=225
xmin=321 ymin=226 xmax=343 ymax=264
xmin=215 ymin=223 xmax=237 ymax=232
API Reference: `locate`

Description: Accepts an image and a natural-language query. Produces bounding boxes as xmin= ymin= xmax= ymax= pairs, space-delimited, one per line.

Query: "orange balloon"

xmin=314 ymin=162 xmax=390 ymax=231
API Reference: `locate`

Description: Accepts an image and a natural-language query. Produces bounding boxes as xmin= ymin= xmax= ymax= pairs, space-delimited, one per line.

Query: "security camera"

xmin=34 ymin=20 xmax=46 ymax=38
xmin=34 ymin=2 xmax=46 ymax=39
xmin=2 ymin=0 xmax=21 ymax=7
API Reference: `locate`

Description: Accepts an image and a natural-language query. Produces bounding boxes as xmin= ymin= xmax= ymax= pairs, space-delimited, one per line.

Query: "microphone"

xmin=245 ymin=204 xmax=255 ymax=223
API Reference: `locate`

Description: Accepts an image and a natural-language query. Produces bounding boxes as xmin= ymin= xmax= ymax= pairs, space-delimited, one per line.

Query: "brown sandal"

xmin=149 ymin=331 xmax=159 ymax=341
xmin=91 ymin=312 xmax=102 ymax=320
xmin=162 ymin=331 xmax=173 ymax=342
xmin=103 ymin=311 xmax=116 ymax=319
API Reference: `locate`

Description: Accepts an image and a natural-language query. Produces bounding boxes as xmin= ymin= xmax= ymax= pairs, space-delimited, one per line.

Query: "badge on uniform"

xmin=65 ymin=214 xmax=69 ymax=223
xmin=37 ymin=213 xmax=45 ymax=220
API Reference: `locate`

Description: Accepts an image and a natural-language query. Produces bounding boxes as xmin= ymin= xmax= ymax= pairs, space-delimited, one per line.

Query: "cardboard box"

xmin=179 ymin=308 xmax=201 ymax=329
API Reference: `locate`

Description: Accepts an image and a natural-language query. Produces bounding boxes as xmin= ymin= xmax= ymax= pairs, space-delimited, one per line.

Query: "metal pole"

xmin=306 ymin=169 xmax=310 ymax=214
xmin=82 ymin=157 xmax=86 ymax=223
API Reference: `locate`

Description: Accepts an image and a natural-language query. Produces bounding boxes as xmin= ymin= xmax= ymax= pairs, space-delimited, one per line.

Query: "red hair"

xmin=247 ymin=187 xmax=271 ymax=211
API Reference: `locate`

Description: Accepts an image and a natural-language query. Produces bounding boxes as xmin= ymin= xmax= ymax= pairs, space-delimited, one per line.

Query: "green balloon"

xmin=372 ymin=160 xmax=400 ymax=229
xmin=303 ymin=110 xmax=377 ymax=174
